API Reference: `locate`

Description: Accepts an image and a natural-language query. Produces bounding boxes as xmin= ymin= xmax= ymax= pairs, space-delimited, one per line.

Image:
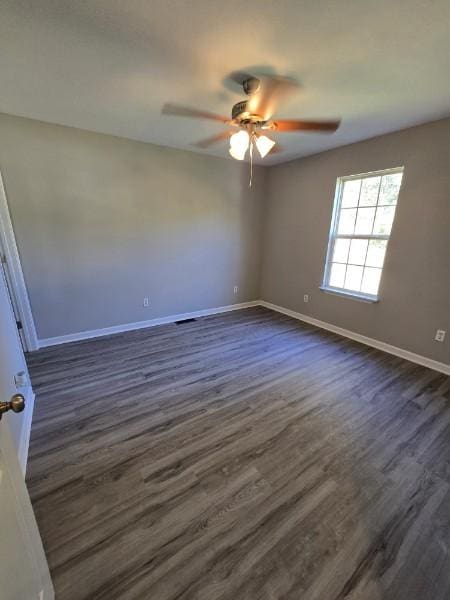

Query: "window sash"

xmin=330 ymin=233 xmax=390 ymax=240
xmin=322 ymin=167 xmax=403 ymax=299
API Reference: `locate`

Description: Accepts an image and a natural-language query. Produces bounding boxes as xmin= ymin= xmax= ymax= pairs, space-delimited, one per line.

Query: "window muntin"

xmin=323 ymin=168 xmax=403 ymax=300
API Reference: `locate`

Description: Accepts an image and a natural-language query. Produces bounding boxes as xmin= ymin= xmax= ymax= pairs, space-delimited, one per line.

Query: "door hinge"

xmin=16 ymin=320 xmax=23 ymax=330
xmin=0 ymin=253 xmax=6 ymax=264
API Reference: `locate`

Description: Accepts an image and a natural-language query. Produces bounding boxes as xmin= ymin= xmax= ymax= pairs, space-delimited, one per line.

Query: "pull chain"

xmin=249 ymin=139 xmax=253 ymax=188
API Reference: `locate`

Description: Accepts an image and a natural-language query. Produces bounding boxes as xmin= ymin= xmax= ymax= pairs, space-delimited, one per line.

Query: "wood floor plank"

xmin=26 ymin=307 xmax=450 ymax=599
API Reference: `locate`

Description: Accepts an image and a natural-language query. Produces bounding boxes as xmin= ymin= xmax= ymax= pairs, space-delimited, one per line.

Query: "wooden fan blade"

xmin=246 ymin=76 xmax=298 ymax=121
xmin=272 ymin=119 xmax=341 ymax=132
xmin=162 ymin=103 xmax=229 ymax=123
xmin=193 ymin=131 xmax=233 ymax=148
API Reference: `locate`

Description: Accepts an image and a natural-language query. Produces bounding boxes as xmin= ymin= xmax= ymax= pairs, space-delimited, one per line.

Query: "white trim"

xmin=259 ymin=300 xmax=450 ymax=376
xmin=17 ymin=388 xmax=35 ymax=476
xmin=319 ymin=286 xmax=379 ymax=303
xmin=0 ymin=170 xmax=39 ymax=351
xmin=39 ymin=301 xmax=260 ymax=347
xmin=338 ymin=166 xmax=405 ymax=182
xmin=321 ymin=166 xmax=404 ymax=302
xmin=37 ymin=297 xmax=450 ymax=375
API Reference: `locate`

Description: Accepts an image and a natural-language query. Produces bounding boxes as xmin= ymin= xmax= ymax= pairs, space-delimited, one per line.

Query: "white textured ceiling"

xmin=0 ymin=0 xmax=449 ymax=165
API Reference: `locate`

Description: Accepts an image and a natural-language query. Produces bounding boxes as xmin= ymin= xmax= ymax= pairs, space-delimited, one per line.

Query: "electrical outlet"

xmin=233 ymin=286 xmax=238 ymax=295
xmin=304 ymin=294 xmax=309 ymax=303
xmin=143 ymin=297 xmax=149 ymax=308
xmin=435 ymin=329 xmax=446 ymax=342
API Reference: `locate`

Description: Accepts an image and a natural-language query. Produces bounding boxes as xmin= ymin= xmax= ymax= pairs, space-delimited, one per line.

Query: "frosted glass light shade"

xmin=255 ymin=135 xmax=275 ymax=158
xmin=229 ymin=130 xmax=249 ymax=160
xmin=229 ymin=146 xmax=247 ymax=160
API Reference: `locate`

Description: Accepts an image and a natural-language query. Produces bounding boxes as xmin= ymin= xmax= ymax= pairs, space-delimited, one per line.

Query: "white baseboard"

xmin=37 ymin=298 xmax=449 ymax=376
xmin=259 ymin=300 xmax=450 ymax=376
xmin=18 ymin=387 xmax=35 ymax=476
xmin=38 ymin=301 xmax=260 ymax=348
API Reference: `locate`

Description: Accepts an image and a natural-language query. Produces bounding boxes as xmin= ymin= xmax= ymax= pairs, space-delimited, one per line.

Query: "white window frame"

xmin=321 ymin=166 xmax=404 ymax=303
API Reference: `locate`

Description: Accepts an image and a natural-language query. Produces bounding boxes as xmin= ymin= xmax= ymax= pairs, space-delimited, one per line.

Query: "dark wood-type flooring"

xmin=26 ymin=307 xmax=450 ymax=600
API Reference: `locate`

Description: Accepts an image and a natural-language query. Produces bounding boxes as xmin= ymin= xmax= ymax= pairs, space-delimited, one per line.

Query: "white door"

xmin=0 ymin=268 xmax=54 ymax=599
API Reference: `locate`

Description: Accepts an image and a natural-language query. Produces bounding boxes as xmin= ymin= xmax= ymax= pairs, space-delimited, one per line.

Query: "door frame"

xmin=0 ymin=169 xmax=39 ymax=351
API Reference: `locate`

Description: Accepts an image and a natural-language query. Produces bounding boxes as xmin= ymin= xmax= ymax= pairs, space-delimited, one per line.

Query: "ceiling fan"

xmin=162 ymin=72 xmax=341 ymax=163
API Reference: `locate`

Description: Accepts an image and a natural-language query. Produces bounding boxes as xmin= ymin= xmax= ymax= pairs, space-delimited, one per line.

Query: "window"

xmin=322 ymin=167 xmax=404 ymax=301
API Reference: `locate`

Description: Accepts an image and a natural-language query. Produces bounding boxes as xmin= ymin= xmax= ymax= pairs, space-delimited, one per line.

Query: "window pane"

xmin=379 ymin=173 xmax=402 ymax=205
xmin=373 ymin=206 xmax=396 ymax=234
xmin=329 ymin=263 xmax=346 ymax=288
xmin=366 ymin=240 xmax=387 ymax=267
xmin=337 ymin=208 xmax=356 ymax=234
xmin=332 ymin=238 xmax=350 ymax=263
xmin=341 ymin=179 xmax=361 ymax=208
xmin=354 ymin=207 xmax=376 ymax=234
xmin=344 ymin=265 xmax=363 ymax=291
xmin=348 ymin=238 xmax=368 ymax=265
xmin=324 ymin=169 xmax=403 ymax=297
xmin=359 ymin=176 xmax=381 ymax=206
xmin=361 ymin=267 xmax=382 ymax=295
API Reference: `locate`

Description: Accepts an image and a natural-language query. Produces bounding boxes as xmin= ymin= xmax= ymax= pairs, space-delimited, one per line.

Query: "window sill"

xmin=319 ymin=286 xmax=379 ymax=303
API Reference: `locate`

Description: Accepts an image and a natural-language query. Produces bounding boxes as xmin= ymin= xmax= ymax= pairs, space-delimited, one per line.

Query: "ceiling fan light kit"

xmin=228 ymin=130 xmax=275 ymax=161
xmin=162 ymin=72 xmax=341 ymax=183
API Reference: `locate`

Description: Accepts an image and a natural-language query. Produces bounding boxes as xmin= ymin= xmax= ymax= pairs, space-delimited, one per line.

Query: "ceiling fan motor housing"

xmin=232 ymin=76 xmax=264 ymax=125
xmin=232 ymin=100 xmax=264 ymax=125
xmin=242 ymin=76 xmax=260 ymax=95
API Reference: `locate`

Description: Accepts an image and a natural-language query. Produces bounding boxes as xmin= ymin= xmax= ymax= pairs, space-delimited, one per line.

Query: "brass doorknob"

xmin=0 ymin=394 xmax=25 ymax=420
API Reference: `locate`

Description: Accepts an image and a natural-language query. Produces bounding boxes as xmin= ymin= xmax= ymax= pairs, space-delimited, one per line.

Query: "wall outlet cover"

xmin=435 ymin=329 xmax=446 ymax=342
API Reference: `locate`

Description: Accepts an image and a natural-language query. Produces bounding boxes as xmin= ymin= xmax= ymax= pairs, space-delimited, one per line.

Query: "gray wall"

xmin=0 ymin=113 xmax=264 ymax=339
xmin=261 ymin=118 xmax=450 ymax=364
xmin=0 ymin=112 xmax=448 ymax=364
